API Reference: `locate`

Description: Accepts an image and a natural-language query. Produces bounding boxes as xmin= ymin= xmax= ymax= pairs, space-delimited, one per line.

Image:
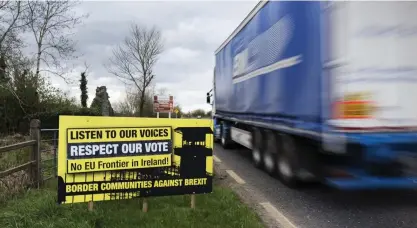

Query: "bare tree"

xmin=114 ymin=92 xmax=137 ymax=116
xmin=0 ymin=1 xmax=29 ymax=81
xmin=25 ymin=0 xmax=87 ymax=86
xmin=114 ymin=84 xmax=156 ymax=117
xmin=0 ymin=1 xmax=27 ymax=51
xmin=106 ymin=23 xmax=163 ymax=117
xmin=157 ymin=87 xmax=168 ymax=96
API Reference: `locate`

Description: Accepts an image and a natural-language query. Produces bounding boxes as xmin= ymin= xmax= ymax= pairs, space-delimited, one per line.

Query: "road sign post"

xmin=174 ymin=108 xmax=179 ymax=118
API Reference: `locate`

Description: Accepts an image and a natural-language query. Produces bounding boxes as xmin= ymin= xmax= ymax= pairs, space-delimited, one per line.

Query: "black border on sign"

xmin=64 ymin=126 xmax=174 ymax=173
xmin=58 ymin=125 xmax=215 ymax=204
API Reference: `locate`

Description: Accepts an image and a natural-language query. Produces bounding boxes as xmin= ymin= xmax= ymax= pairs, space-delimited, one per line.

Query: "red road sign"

xmin=154 ymin=95 xmax=174 ymax=113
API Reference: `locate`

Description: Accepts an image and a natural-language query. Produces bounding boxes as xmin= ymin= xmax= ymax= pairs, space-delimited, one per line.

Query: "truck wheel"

xmin=214 ymin=123 xmax=221 ymax=143
xmin=277 ymin=134 xmax=300 ymax=188
xmin=252 ymin=128 xmax=264 ymax=168
xmin=263 ymin=131 xmax=278 ymax=175
xmin=220 ymin=122 xmax=233 ymax=149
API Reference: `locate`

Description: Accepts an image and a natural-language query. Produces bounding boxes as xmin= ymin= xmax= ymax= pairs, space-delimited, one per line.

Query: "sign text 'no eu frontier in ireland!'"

xmin=66 ymin=127 xmax=172 ymax=173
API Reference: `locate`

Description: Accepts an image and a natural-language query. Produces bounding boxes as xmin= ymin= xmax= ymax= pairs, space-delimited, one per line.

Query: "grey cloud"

xmin=46 ymin=1 xmax=258 ymax=111
xmin=75 ymin=21 xmax=130 ymax=47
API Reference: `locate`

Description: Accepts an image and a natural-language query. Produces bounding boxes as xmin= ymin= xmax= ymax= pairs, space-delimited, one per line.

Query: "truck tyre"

xmin=214 ymin=124 xmax=221 ymax=143
xmin=252 ymin=128 xmax=264 ymax=168
xmin=277 ymin=134 xmax=300 ymax=188
xmin=220 ymin=122 xmax=233 ymax=149
xmin=263 ymin=130 xmax=278 ymax=175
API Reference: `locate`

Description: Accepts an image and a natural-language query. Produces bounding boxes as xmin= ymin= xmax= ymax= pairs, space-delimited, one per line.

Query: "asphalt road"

xmin=214 ymin=144 xmax=417 ymax=228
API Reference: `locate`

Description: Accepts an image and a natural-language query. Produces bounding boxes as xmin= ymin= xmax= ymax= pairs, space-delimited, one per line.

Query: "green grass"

xmin=0 ymin=182 xmax=264 ymax=228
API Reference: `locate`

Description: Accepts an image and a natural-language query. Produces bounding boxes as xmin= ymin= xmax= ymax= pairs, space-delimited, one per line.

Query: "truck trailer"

xmin=207 ymin=1 xmax=417 ymax=189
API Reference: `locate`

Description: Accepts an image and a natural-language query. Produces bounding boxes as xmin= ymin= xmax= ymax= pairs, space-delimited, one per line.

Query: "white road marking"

xmin=213 ymin=155 xmax=222 ymax=163
xmin=260 ymin=202 xmax=298 ymax=228
xmin=226 ymin=170 xmax=246 ymax=184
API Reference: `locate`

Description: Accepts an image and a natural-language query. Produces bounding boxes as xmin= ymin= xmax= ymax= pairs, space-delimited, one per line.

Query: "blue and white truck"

xmin=206 ymin=1 xmax=417 ymax=189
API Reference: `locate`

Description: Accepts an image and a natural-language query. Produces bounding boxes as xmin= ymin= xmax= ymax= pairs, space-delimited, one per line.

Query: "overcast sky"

xmin=41 ymin=1 xmax=257 ymax=112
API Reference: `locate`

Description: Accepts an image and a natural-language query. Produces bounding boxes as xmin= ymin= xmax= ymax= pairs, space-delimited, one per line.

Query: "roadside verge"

xmin=214 ymin=157 xmax=297 ymax=228
xmin=0 ymin=179 xmax=264 ymax=228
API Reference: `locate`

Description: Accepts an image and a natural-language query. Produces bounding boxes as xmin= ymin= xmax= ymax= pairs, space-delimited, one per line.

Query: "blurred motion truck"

xmin=206 ymin=1 xmax=417 ymax=189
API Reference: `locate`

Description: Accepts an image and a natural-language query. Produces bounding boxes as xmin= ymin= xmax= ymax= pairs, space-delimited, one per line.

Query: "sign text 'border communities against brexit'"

xmin=65 ymin=178 xmax=208 ymax=195
xmin=66 ymin=127 xmax=172 ymax=173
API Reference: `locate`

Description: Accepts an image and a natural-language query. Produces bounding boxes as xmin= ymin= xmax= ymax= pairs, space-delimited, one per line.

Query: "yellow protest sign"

xmin=57 ymin=115 xmax=213 ymax=204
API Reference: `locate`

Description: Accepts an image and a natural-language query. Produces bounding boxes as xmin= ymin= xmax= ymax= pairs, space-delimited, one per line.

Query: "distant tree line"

xmin=181 ymin=109 xmax=211 ymax=118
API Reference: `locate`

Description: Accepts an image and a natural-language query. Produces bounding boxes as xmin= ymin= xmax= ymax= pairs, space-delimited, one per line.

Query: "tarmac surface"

xmin=214 ymin=144 xmax=417 ymax=228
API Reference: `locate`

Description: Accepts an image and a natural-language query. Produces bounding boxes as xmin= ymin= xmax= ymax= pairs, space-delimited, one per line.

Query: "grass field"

xmin=0 ymin=181 xmax=264 ymax=228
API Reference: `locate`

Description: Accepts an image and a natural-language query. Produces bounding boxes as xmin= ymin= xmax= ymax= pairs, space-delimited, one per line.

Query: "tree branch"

xmin=106 ymin=23 xmax=163 ymax=116
xmin=25 ymin=0 xmax=87 ymax=84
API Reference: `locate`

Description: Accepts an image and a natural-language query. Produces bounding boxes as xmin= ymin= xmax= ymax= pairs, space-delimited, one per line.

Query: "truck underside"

xmin=213 ymin=116 xmax=417 ymax=190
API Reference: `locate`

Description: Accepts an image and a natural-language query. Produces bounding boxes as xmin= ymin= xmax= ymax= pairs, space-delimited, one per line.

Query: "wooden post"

xmin=30 ymin=119 xmax=41 ymax=188
xmin=191 ymin=194 xmax=196 ymax=209
xmin=88 ymin=201 xmax=94 ymax=211
xmin=142 ymin=198 xmax=148 ymax=212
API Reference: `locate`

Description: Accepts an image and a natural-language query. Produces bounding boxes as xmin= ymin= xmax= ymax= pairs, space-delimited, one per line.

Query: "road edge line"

xmin=225 ymin=169 xmax=246 ymax=184
xmin=213 ymin=155 xmax=222 ymax=163
xmin=259 ymin=202 xmax=298 ymax=228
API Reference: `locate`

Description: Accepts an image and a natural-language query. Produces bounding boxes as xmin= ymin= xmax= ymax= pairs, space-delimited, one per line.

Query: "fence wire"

xmin=40 ymin=129 xmax=58 ymax=181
